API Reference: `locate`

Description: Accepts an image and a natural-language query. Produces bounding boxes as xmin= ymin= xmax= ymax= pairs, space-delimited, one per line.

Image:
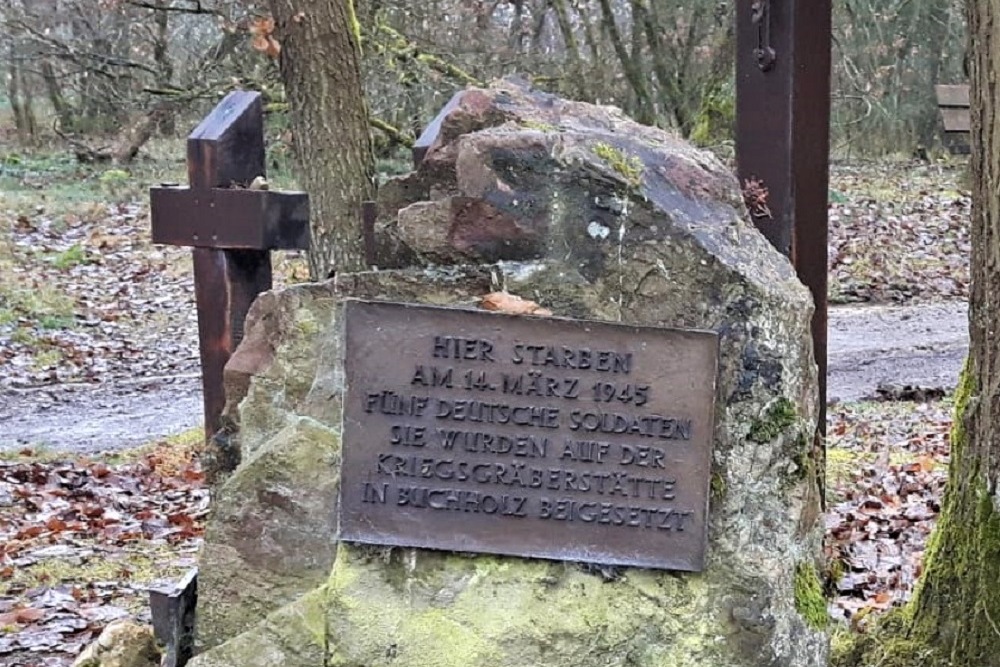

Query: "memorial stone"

xmin=191 ymin=80 xmax=827 ymax=667
xmin=340 ymin=301 xmax=718 ymax=572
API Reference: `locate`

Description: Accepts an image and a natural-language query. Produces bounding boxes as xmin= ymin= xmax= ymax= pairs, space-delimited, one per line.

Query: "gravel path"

xmin=828 ymin=301 xmax=967 ymax=402
xmin=1 ymin=377 xmax=201 ymax=454
xmin=0 ymin=302 xmax=969 ymax=453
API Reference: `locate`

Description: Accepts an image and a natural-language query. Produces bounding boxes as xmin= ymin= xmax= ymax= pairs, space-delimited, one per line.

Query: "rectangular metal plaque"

xmin=339 ymin=300 xmax=718 ymax=571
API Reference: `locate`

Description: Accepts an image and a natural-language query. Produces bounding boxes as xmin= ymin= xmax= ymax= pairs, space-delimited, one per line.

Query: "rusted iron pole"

xmin=736 ymin=0 xmax=832 ymax=422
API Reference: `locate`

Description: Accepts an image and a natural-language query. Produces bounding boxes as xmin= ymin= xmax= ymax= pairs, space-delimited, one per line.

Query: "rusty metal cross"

xmin=736 ymin=0 xmax=832 ymax=418
xmin=150 ymin=91 xmax=310 ymax=441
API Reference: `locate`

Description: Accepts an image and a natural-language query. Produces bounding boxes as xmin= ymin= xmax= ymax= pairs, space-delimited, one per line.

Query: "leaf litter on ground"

xmin=825 ymin=399 xmax=952 ymax=627
xmin=0 ymin=156 xmax=971 ymax=396
xmin=0 ymin=150 xmax=970 ymax=659
xmin=0 ymin=440 xmax=205 ymax=666
xmin=0 ymin=151 xmax=310 ymax=395
xmin=0 ymin=151 xmax=310 ymax=452
xmin=828 ymin=158 xmax=970 ymax=304
xmin=0 ymin=399 xmax=956 ymax=664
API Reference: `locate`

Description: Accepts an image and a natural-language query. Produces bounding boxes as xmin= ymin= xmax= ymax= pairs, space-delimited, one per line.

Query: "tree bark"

xmin=151 ymin=0 xmax=175 ymax=135
xmin=904 ymin=1 xmax=1000 ymax=661
xmin=41 ymin=60 xmax=75 ymax=132
xmin=596 ymin=0 xmax=652 ymax=124
xmin=269 ymin=0 xmax=376 ymax=278
xmin=837 ymin=2 xmax=1000 ymax=665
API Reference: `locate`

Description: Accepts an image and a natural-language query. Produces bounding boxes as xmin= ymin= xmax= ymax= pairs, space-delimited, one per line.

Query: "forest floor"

xmin=0 ymin=146 xmax=972 ymax=663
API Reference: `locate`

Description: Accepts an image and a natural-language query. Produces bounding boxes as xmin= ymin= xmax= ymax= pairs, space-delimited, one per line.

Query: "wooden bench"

xmin=935 ymin=84 xmax=970 ymax=154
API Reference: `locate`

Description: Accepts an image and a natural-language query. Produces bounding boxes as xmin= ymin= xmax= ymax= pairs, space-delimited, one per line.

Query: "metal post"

xmin=736 ymin=0 xmax=832 ymax=422
xmin=185 ymin=94 xmax=271 ymax=440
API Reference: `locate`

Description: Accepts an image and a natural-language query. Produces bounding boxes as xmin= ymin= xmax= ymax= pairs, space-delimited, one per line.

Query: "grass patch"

xmin=102 ymin=426 xmax=205 ymax=468
xmin=1 ymin=426 xmax=204 ymax=465
xmin=0 ymin=142 xmax=187 ymax=218
xmin=0 ymin=284 xmax=75 ymax=331
xmin=0 ymin=443 xmax=63 ymax=462
xmin=1 ymin=546 xmax=166 ymax=597
xmin=0 ymin=541 xmax=192 ymax=618
xmin=593 ymin=142 xmax=643 ymax=188
xmin=48 ymin=243 xmax=89 ymax=270
xmin=32 ymin=349 xmax=61 ymax=369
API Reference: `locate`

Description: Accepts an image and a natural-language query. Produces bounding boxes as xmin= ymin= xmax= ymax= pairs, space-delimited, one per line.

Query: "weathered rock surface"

xmin=193 ymin=80 xmax=826 ymax=667
xmin=72 ymin=620 xmax=159 ymax=667
xmin=375 ymin=78 xmax=743 ymax=275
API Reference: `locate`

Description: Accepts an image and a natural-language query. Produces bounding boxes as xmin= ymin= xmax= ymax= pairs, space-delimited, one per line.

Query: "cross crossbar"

xmin=150 ymin=187 xmax=309 ymax=250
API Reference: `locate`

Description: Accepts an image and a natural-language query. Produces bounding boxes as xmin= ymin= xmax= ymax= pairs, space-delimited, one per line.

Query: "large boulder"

xmin=193 ymin=80 xmax=826 ymax=666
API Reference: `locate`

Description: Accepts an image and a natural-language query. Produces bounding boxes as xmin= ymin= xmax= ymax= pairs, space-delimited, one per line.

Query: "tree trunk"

xmin=904 ymin=1 xmax=1000 ymax=661
xmin=41 ymin=60 xmax=75 ymax=132
xmin=269 ymin=0 xmax=376 ymax=278
xmin=152 ymin=0 xmax=175 ymax=135
xmin=113 ymin=100 xmax=177 ymax=164
xmin=7 ymin=55 xmax=37 ymax=144
xmin=596 ymin=0 xmax=652 ymax=123
xmin=836 ymin=2 xmax=1000 ymax=665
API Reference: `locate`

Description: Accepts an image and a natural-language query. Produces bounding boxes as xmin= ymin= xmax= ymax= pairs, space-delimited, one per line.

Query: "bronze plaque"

xmin=339 ymin=300 xmax=718 ymax=571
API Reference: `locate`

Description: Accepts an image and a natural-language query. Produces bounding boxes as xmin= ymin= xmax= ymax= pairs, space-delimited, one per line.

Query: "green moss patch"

xmin=748 ymin=397 xmax=796 ymax=443
xmin=593 ymin=142 xmax=643 ymax=188
xmin=794 ymin=562 xmax=829 ymax=630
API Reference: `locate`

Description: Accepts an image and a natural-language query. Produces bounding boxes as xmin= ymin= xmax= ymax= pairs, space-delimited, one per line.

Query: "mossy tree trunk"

xmin=903 ymin=0 xmax=1000 ymax=661
xmin=269 ymin=0 xmax=376 ymax=279
xmin=841 ymin=3 xmax=1000 ymax=665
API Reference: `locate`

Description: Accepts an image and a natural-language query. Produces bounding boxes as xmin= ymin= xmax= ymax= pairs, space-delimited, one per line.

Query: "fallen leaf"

xmin=479 ymin=292 xmax=553 ymax=317
xmin=0 ymin=607 xmax=46 ymax=625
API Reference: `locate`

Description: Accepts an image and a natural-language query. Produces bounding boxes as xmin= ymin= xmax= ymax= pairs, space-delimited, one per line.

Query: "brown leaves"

xmin=825 ymin=401 xmax=952 ymax=625
xmin=741 ymin=177 xmax=772 ymax=219
xmin=0 ymin=451 xmax=206 ymax=663
xmin=250 ymin=16 xmax=281 ymax=59
xmin=0 ymin=607 xmax=45 ymax=626
xmin=828 ymin=161 xmax=970 ymax=303
xmin=2 ymin=198 xmax=199 ymax=394
xmin=479 ymin=292 xmax=553 ymax=317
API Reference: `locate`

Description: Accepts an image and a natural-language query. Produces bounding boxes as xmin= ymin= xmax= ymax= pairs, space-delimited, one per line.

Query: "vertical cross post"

xmin=736 ymin=0 xmax=832 ymax=419
xmin=150 ymin=92 xmax=310 ymax=441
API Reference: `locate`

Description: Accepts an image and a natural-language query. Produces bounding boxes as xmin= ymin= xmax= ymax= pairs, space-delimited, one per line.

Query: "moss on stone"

xmin=748 ymin=397 xmax=797 ymax=443
xmin=593 ymin=142 xmax=643 ymax=188
xmin=197 ymin=418 xmax=341 ymax=650
xmin=187 ymin=587 xmax=329 ymax=667
xmin=318 ymin=544 xmax=750 ymax=667
xmin=711 ymin=471 xmax=727 ymax=500
xmin=787 ymin=431 xmax=814 ymax=484
xmin=794 ymin=562 xmax=829 ymax=630
xmin=519 ymin=119 xmax=558 ymax=132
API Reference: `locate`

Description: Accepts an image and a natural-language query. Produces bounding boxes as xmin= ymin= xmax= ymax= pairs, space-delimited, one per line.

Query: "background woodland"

xmin=0 ymin=0 xmax=969 ymax=162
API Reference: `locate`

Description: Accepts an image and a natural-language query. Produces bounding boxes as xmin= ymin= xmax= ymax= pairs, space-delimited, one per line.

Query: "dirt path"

xmin=1 ymin=377 xmax=202 ymax=454
xmin=0 ymin=302 xmax=969 ymax=453
xmin=828 ymin=301 xmax=967 ymax=402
